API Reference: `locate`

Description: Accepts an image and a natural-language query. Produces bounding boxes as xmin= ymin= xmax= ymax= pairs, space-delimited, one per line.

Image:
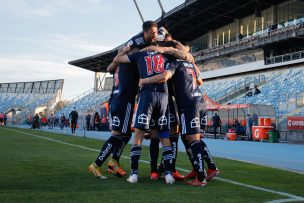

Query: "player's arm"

xmin=107 ymin=62 xmax=118 ymax=73
xmin=193 ymin=63 xmax=203 ymax=86
xmin=107 ymin=46 xmax=129 ymax=72
xmin=172 ymin=40 xmax=190 ymax=53
xmin=139 ymin=70 xmax=173 ymax=86
xmin=112 ymin=46 xmax=131 ymax=64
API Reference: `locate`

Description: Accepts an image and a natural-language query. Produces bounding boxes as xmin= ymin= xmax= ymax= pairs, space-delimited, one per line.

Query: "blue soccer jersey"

xmin=125 ymin=32 xmax=157 ymax=50
xmin=128 ymin=51 xmax=173 ymax=93
xmin=111 ymin=63 xmax=139 ymax=102
xmin=171 ymin=59 xmax=203 ymax=108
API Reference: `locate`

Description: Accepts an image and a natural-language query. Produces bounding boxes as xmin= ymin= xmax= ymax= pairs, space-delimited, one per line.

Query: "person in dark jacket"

xmin=86 ymin=113 xmax=91 ymax=131
xmin=32 ymin=113 xmax=40 ymax=129
xmin=60 ymin=113 xmax=66 ymax=130
xmin=69 ymin=107 xmax=78 ymax=134
xmin=4 ymin=113 xmax=8 ymax=126
xmin=212 ymin=113 xmax=222 ymax=139
xmin=93 ymin=112 xmax=101 ymax=131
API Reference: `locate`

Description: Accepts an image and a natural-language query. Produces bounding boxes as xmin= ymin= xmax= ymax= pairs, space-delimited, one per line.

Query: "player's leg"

xmin=168 ymin=97 xmax=184 ymax=180
xmin=107 ymin=101 xmax=134 ymax=176
xmin=157 ymin=93 xmax=174 ymax=184
xmin=127 ymin=93 xmax=152 ymax=183
xmin=149 ymin=128 xmax=160 ymax=180
xmin=180 ymin=107 xmax=207 ymax=186
xmin=200 ymin=140 xmax=220 ymax=180
xmin=88 ymin=132 xmax=122 ymax=179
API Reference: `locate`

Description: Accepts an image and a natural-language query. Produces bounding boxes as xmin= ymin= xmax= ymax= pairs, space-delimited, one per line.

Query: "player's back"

xmin=128 ymin=51 xmax=172 ymax=93
xmin=112 ymin=63 xmax=139 ymax=101
xmin=172 ymin=59 xmax=202 ymax=107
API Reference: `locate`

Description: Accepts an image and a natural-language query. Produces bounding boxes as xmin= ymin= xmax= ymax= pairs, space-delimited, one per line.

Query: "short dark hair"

xmin=142 ymin=21 xmax=157 ymax=32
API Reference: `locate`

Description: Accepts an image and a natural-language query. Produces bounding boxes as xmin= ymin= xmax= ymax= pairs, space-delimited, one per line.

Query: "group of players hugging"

xmin=88 ymin=20 xmax=220 ymax=187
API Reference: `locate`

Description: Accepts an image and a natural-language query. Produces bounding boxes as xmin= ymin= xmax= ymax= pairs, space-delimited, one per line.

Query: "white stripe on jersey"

xmin=181 ymin=113 xmax=186 ymax=135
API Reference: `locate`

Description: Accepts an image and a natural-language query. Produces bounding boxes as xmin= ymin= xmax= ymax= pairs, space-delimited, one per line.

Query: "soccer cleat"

xmin=127 ymin=174 xmax=138 ymax=183
xmin=107 ymin=160 xmax=127 ymax=177
xmin=165 ymin=173 xmax=175 ymax=184
xmin=88 ymin=163 xmax=107 ymax=179
xmin=150 ymin=172 xmax=159 ymax=180
xmin=183 ymin=169 xmax=196 ymax=179
xmin=206 ymin=169 xmax=220 ymax=181
xmin=186 ymin=178 xmax=207 ymax=187
xmin=172 ymin=170 xmax=185 ymax=180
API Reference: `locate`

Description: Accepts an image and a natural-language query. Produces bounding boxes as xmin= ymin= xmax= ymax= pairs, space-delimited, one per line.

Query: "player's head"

xmin=157 ymin=27 xmax=169 ymax=42
xmin=142 ymin=21 xmax=158 ymax=43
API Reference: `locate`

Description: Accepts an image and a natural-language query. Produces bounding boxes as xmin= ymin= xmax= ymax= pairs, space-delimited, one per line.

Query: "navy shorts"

xmin=134 ymin=92 xmax=170 ymax=131
xmin=179 ymin=105 xmax=201 ymax=136
xmin=169 ymin=95 xmax=180 ymax=127
xmin=200 ymin=109 xmax=207 ymax=130
xmin=110 ymin=98 xmax=134 ymax=135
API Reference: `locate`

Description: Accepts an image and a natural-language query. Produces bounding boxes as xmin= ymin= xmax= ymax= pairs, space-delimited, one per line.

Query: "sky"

xmin=0 ymin=0 xmax=184 ymax=99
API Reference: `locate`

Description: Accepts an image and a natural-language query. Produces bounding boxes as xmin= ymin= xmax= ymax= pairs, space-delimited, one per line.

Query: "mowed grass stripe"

xmin=0 ymin=127 xmax=301 ymax=203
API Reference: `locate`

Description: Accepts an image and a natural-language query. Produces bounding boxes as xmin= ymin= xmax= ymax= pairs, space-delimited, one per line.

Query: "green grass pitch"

xmin=0 ymin=126 xmax=303 ymax=203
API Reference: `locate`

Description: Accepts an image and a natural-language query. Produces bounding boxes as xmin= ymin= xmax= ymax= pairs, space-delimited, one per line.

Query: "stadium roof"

xmin=0 ymin=79 xmax=64 ymax=94
xmin=69 ymin=0 xmax=287 ymax=72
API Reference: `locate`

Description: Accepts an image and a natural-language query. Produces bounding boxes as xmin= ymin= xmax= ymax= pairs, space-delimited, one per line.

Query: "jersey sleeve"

xmin=127 ymin=52 xmax=141 ymax=63
xmin=125 ymin=38 xmax=135 ymax=48
xmin=166 ymin=60 xmax=176 ymax=76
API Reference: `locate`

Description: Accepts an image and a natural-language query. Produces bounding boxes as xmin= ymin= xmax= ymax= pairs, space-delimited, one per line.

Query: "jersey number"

xmin=186 ymin=68 xmax=197 ymax=89
xmin=144 ymin=55 xmax=164 ymax=75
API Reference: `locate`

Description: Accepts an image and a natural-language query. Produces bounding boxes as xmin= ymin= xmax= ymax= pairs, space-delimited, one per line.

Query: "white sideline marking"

xmin=5 ymin=128 xmax=304 ymax=203
xmin=265 ymin=199 xmax=304 ymax=203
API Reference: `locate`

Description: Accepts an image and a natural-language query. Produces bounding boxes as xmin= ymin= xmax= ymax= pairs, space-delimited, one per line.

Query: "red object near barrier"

xmin=264 ymin=118 xmax=272 ymax=126
xmin=259 ymin=117 xmax=264 ymax=126
xmin=252 ymin=126 xmax=274 ymax=141
xmin=226 ymin=133 xmax=236 ymax=141
xmin=287 ymin=117 xmax=304 ymax=130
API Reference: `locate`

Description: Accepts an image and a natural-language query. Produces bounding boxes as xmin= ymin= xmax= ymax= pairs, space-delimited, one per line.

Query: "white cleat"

xmin=165 ymin=173 xmax=175 ymax=184
xmin=127 ymin=174 xmax=138 ymax=183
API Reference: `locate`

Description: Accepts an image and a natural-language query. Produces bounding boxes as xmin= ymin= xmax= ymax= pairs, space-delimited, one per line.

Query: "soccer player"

xmin=88 ymin=21 xmax=160 ymax=179
xmin=88 ymin=50 xmax=139 ymax=179
xmin=139 ymin=58 xmax=219 ymax=186
xmin=125 ymin=21 xmax=158 ymax=49
xmin=150 ymin=79 xmax=185 ymax=181
xmin=113 ymin=46 xmax=176 ymax=184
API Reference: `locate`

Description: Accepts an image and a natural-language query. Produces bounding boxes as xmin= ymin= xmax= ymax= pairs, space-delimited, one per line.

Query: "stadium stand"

xmin=202 ymin=65 xmax=304 ymax=118
xmin=55 ymin=89 xmax=111 ymax=116
xmin=68 ymin=0 xmax=304 ymax=141
xmin=0 ymin=80 xmax=63 ymax=124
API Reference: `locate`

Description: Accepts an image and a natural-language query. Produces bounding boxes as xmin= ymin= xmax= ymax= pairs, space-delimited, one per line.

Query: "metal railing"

xmin=216 ymin=75 xmax=266 ymax=104
xmin=265 ymin=50 xmax=304 ymax=65
xmin=194 ymin=23 xmax=304 ymax=62
xmin=69 ymin=88 xmax=95 ymax=104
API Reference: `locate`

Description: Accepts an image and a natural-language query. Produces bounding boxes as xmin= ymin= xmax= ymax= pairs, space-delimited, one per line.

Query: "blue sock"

xmin=150 ymin=138 xmax=160 ymax=173
xmin=162 ymin=146 xmax=173 ymax=175
xmin=112 ymin=135 xmax=131 ymax=163
xmin=95 ymin=135 xmax=120 ymax=166
xmin=189 ymin=140 xmax=205 ymax=181
xmin=130 ymin=144 xmax=142 ymax=175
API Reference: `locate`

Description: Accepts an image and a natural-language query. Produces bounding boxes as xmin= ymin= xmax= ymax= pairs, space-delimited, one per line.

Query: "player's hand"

xmin=139 ymin=78 xmax=145 ymax=87
xmin=185 ymin=53 xmax=195 ymax=63
xmin=141 ymin=46 xmax=162 ymax=53
xmin=122 ymin=45 xmax=130 ymax=54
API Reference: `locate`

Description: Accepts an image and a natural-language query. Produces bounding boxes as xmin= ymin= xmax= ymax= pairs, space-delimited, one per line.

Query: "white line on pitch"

xmin=5 ymin=128 xmax=304 ymax=202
